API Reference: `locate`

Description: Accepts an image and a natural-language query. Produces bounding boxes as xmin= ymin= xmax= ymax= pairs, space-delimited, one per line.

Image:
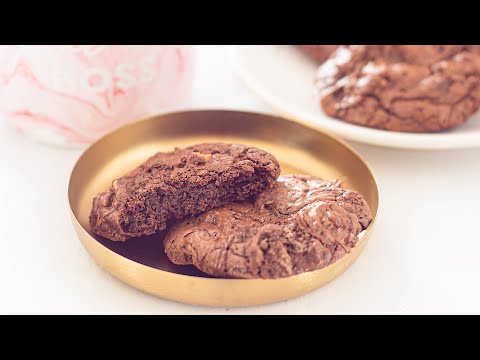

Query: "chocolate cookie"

xmin=316 ymin=45 xmax=480 ymax=132
xmin=164 ymin=175 xmax=372 ymax=279
xmin=297 ymin=45 xmax=338 ymax=64
xmin=90 ymin=143 xmax=280 ymax=241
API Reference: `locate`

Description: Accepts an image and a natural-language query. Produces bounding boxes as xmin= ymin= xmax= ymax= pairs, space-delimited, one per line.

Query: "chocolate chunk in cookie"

xmin=164 ymin=175 xmax=372 ymax=279
xmin=90 ymin=143 xmax=280 ymax=241
xmin=316 ymin=45 xmax=480 ymax=132
xmin=297 ymin=45 xmax=338 ymax=64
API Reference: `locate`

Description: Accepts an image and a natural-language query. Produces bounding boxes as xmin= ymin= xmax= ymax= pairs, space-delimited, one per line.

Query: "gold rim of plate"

xmin=68 ymin=110 xmax=379 ymax=307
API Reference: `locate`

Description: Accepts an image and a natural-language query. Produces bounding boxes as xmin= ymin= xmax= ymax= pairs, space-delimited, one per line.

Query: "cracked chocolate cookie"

xmin=316 ymin=45 xmax=480 ymax=132
xmin=164 ymin=175 xmax=372 ymax=279
xmin=297 ymin=45 xmax=338 ymax=64
xmin=90 ymin=143 xmax=280 ymax=241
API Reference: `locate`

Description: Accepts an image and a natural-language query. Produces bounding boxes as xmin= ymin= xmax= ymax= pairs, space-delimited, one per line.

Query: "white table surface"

xmin=3 ymin=45 xmax=480 ymax=315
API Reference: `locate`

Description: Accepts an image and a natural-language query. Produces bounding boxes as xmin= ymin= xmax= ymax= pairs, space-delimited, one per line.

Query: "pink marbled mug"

xmin=0 ymin=45 xmax=195 ymax=146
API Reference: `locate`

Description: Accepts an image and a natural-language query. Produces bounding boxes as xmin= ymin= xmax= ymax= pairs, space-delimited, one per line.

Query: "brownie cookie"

xmin=90 ymin=143 xmax=280 ymax=241
xmin=297 ymin=45 xmax=338 ymax=64
xmin=164 ymin=175 xmax=372 ymax=279
xmin=316 ymin=45 xmax=480 ymax=132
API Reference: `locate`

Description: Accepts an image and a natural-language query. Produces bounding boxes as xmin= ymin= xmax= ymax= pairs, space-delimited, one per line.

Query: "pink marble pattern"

xmin=0 ymin=45 xmax=194 ymax=146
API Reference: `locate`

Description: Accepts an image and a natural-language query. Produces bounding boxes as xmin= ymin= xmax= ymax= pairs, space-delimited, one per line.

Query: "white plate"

xmin=227 ymin=45 xmax=480 ymax=150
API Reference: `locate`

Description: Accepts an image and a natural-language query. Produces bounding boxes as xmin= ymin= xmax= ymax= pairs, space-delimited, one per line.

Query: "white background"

xmin=2 ymin=45 xmax=480 ymax=314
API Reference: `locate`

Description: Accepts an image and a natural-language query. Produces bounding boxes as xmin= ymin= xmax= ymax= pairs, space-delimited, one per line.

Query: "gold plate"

xmin=68 ymin=110 xmax=379 ymax=307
